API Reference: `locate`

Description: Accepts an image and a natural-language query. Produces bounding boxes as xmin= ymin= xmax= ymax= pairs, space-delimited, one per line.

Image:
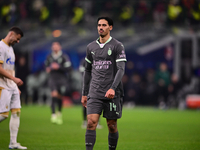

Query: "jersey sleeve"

xmin=44 ymin=55 xmax=51 ymax=68
xmin=59 ymin=54 xmax=72 ymax=73
xmin=85 ymin=45 xmax=93 ymax=64
xmin=115 ymin=43 xmax=127 ymax=62
xmin=62 ymin=54 xmax=72 ymax=68
xmin=82 ymin=45 xmax=92 ymax=96
xmin=0 ymin=46 xmax=5 ymax=64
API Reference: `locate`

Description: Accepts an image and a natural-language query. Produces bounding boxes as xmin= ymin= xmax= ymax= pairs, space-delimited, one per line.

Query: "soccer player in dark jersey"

xmin=45 ymin=42 xmax=71 ymax=125
xmin=81 ymin=17 xmax=127 ymax=150
xmin=79 ymin=58 xmax=102 ymax=129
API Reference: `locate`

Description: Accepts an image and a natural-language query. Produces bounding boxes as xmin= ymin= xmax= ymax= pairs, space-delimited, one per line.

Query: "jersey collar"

xmin=1 ymin=39 xmax=10 ymax=46
xmin=96 ymin=36 xmax=112 ymax=48
xmin=52 ymin=51 xmax=62 ymax=59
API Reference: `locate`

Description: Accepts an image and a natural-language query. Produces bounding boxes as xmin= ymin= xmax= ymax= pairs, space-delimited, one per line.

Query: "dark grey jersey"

xmin=83 ymin=37 xmax=126 ymax=99
xmin=44 ymin=51 xmax=71 ymax=80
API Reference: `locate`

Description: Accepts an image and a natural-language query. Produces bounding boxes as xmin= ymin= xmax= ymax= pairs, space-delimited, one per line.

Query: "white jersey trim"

xmin=116 ymin=59 xmax=127 ymax=62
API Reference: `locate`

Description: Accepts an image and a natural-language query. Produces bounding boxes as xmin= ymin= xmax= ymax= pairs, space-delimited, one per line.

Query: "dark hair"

xmin=97 ymin=17 xmax=113 ymax=26
xmin=9 ymin=26 xmax=24 ymax=37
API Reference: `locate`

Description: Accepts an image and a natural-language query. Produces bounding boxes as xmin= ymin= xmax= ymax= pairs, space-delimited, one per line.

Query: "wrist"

xmin=110 ymin=87 xmax=116 ymax=91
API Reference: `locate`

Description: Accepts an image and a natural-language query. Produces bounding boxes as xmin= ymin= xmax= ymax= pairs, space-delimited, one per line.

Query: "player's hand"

xmin=18 ymin=88 xmax=21 ymax=95
xmin=81 ymin=96 xmax=87 ymax=108
xmin=13 ymin=77 xmax=23 ymax=86
xmin=46 ymin=67 xmax=51 ymax=73
xmin=105 ymin=89 xmax=115 ymax=99
xmin=51 ymin=62 xmax=59 ymax=70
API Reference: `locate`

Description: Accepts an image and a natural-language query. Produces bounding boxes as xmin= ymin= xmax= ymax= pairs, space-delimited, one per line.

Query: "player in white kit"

xmin=0 ymin=27 xmax=27 ymax=149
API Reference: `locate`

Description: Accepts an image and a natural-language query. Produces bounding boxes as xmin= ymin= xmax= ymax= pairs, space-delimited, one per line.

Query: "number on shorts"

xmin=109 ymin=103 xmax=117 ymax=111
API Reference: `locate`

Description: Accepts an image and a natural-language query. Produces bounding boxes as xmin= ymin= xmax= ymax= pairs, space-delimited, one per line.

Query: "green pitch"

xmin=0 ymin=105 xmax=200 ymax=150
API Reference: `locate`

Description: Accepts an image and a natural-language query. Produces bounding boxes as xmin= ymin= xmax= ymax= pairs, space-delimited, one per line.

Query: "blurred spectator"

xmin=153 ymin=1 xmax=167 ymax=26
xmin=142 ymin=68 xmax=158 ymax=106
xmin=121 ymin=73 xmax=129 ymax=104
xmin=188 ymin=0 xmax=200 ymax=26
xmin=124 ymin=73 xmax=143 ymax=108
xmin=26 ymin=71 xmax=44 ymax=104
xmin=134 ymin=0 xmax=150 ymax=23
xmin=19 ymin=0 xmax=28 ymax=19
xmin=182 ymin=0 xmax=194 ymax=10
xmin=31 ymin=0 xmax=49 ymax=24
xmin=0 ymin=1 xmax=17 ymax=25
xmin=166 ymin=0 xmax=185 ymax=26
xmin=155 ymin=62 xmax=171 ymax=109
xmin=70 ymin=6 xmax=84 ymax=25
xmin=119 ymin=3 xmax=134 ymax=26
xmin=16 ymin=55 xmax=29 ymax=105
xmin=168 ymin=73 xmax=183 ymax=108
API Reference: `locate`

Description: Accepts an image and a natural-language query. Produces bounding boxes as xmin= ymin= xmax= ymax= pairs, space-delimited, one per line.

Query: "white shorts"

xmin=0 ymin=87 xmax=21 ymax=113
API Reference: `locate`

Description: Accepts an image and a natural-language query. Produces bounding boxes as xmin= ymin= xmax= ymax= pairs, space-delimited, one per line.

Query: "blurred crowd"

xmin=1 ymin=0 xmax=200 ymax=28
xmin=14 ymin=53 xmax=200 ymax=110
xmin=1 ymin=0 xmax=200 ymax=109
xmin=123 ymin=62 xmax=200 ymax=109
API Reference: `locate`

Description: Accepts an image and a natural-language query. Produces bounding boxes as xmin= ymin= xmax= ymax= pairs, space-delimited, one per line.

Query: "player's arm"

xmin=105 ymin=61 xmax=125 ymax=99
xmin=44 ymin=56 xmax=51 ymax=73
xmin=81 ymin=59 xmax=92 ymax=107
xmin=105 ymin=43 xmax=126 ymax=99
xmin=59 ymin=55 xmax=72 ymax=72
xmin=81 ymin=47 xmax=92 ymax=107
xmin=82 ymin=60 xmax=92 ymax=96
xmin=0 ymin=63 xmax=23 ymax=86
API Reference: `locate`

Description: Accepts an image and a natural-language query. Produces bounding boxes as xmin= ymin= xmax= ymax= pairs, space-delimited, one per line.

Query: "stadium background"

xmin=0 ymin=0 xmax=200 ymax=108
xmin=0 ymin=0 xmax=200 ymax=150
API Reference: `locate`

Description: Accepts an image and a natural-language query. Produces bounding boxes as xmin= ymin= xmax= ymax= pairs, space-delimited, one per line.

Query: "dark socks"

xmin=51 ymin=97 xmax=62 ymax=114
xmin=108 ymin=131 xmax=119 ymax=150
xmin=83 ymin=107 xmax=87 ymax=120
xmin=51 ymin=97 xmax=57 ymax=114
xmin=85 ymin=130 xmax=96 ymax=150
xmin=57 ymin=98 xmax=62 ymax=112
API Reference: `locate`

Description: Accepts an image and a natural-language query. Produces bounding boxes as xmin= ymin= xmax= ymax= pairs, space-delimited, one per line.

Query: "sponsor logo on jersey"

xmin=6 ymin=57 xmax=15 ymax=65
xmin=108 ymin=48 xmax=112 ymax=56
xmin=119 ymin=50 xmax=126 ymax=58
xmin=93 ymin=60 xmax=112 ymax=69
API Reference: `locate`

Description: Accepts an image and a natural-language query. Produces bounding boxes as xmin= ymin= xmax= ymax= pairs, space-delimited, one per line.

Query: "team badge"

xmin=108 ymin=48 xmax=112 ymax=56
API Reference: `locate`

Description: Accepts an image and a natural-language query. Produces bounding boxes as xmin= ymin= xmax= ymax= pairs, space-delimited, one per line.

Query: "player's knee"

xmin=107 ymin=121 xmax=117 ymax=133
xmin=51 ymin=91 xmax=58 ymax=97
xmin=11 ymin=108 xmax=21 ymax=117
xmin=87 ymin=118 xmax=97 ymax=129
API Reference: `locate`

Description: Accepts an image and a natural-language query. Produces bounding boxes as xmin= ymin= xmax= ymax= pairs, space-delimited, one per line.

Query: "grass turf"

xmin=0 ymin=105 xmax=200 ymax=150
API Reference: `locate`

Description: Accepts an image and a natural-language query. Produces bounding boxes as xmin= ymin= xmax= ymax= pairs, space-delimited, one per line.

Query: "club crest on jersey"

xmin=108 ymin=48 xmax=112 ymax=56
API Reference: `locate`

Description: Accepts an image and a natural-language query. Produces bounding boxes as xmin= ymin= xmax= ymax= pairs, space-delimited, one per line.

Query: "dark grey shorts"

xmin=87 ymin=97 xmax=123 ymax=119
xmin=48 ymin=78 xmax=69 ymax=95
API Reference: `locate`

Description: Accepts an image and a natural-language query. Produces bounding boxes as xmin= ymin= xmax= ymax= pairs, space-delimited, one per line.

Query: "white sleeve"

xmin=0 ymin=46 xmax=6 ymax=64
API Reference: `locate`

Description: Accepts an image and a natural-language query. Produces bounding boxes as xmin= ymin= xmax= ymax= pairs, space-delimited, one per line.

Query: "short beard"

xmin=10 ymin=43 xmax=15 ymax=46
xmin=99 ymin=34 xmax=105 ymax=38
xmin=99 ymin=32 xmax=108 ymax=38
